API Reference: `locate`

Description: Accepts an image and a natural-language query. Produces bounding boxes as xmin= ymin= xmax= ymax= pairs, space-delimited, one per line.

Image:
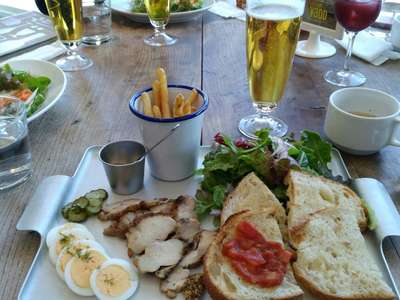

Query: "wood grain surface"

xmin=1 ymin=10 xmax=400 ymax=300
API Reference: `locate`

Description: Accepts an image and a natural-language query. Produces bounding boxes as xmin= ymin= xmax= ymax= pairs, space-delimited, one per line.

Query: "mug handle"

xmin=390 ymin=117 xmax=400 ymax=147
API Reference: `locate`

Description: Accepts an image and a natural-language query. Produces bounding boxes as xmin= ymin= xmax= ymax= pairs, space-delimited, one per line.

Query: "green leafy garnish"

xmin=195 ymin=129 xmax=333 ymax=220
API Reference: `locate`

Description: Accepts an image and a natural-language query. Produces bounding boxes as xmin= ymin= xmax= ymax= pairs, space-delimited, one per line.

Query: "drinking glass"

xmin=0 ymin=96 xmax=32 ymax=191
xmin=239 ymin=0 xmax=305 ymax=138
xmin=144 ymin=0 xmax=177 ymax=46
xmin=45 ymin=0 xmax=93 ymax=71
xmin=324 ymin=0 xmax=382 ymax=87
xmin=82 ymin=0 xmax=112 ymax=45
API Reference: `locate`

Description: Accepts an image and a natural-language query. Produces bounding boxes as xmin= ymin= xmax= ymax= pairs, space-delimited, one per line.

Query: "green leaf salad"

xmin=0 ymin=64 xmax=51 ymax=117
xmin=195 ymin=129 xmax=334 ymax=220
xmin=131 ymin=0 xmax=203 ymax=13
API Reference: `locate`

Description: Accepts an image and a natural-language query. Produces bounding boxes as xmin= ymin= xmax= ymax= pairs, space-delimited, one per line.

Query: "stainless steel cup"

xmin=99 ymin=140 xmax=145 ymax=195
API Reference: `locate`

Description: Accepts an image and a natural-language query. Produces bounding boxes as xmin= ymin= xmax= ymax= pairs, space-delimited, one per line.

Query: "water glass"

xmin=82 ymin=0 xmax=112 ymax=45
xmin=0 ymin=97 xmax=32 ymax=191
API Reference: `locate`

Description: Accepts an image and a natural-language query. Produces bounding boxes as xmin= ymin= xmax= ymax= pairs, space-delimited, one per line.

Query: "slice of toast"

xmin=293 ymin=208 xmax=395 ymax=300
xmin=204 ymin=210 xmax=304 ymax=300
xmin=285 ymin=170 xmax=367 ymax=248
xmin=220 ymin=172 xmax=286 ymax=229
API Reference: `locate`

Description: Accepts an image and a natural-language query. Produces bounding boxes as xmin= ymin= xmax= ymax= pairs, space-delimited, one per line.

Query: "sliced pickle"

xmin=67 ymin=207 xmax=88 ymax=223
xmin=87 ymin=197 xmax=102 ymax=208
xmin=86 ymin=205 xmax=102 ymax=215
xmin=85 ymin=189 xmax=108 ymax=201
xmin=75 ymin=197 xmax=89 ymax=209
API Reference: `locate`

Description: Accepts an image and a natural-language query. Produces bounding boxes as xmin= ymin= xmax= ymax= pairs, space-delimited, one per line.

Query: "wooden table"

xmin=1 ymin=11 xmax=400 ymax=299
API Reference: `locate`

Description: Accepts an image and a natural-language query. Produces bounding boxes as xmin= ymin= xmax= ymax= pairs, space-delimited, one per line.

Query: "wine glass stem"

xmin=343 ymin=31 xmax=357 ymax=71
xmin=154 ymin=23 xmax=166 ymax=36
xmin=64 ymin=40 xmax=80 ymax=57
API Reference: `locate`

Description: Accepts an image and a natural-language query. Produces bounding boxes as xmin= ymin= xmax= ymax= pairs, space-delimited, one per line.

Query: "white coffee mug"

xmin=324 ymin=88 xmax=400 ymax=155
xmin=391 ymin=14 xmax=400 ymax=51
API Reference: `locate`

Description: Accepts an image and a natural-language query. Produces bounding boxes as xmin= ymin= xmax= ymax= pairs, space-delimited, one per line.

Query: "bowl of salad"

xmin=0 ymin=59 xmax=66 ymax=123
xmin=111 ymin=0 xmax=214 ymax=23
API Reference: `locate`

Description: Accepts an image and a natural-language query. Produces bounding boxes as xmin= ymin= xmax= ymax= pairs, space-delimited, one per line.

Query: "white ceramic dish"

xmin=111 ymin=0 xmax=214 ymax=23
xmin=1 ymin=59 xmax=67 ymax=123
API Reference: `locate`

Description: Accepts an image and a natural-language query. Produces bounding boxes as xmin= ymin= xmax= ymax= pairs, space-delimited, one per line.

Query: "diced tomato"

xmin=11 ymin=88 xmax=32 ymax=102
xmin=222 ymin=221 xmax=291 ymax=288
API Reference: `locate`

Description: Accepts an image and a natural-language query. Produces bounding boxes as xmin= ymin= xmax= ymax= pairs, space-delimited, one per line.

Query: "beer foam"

xmin=247 ymin=0 xmax=304 ymax=20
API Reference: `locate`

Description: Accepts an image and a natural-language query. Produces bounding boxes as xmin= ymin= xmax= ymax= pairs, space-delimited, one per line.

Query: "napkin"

xmin=336 ymin=31 xmax=400 ymax=66
xmin=209 ymin=1 xmax=245 ymax=21
xmin=7 ymin=41 xmax=66 ymax=62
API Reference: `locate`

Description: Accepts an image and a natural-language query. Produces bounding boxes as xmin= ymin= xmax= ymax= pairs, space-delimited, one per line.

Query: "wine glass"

xmin=239 ymin=0 xmax=305 ymax=138
xmin=144 ymin=0 xmax=176 ymax=46
xmin=324 ymin=0 xmax=382 ymax=87
xmin=45 ymin=0 xmax=93 ymax=71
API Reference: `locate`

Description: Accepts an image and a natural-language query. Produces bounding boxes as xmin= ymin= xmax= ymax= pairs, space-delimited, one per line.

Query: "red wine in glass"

xmin=335 ymin=0 xmax=382 ymax=31
xmin=324 ymin=0 xmax=382 ymax=87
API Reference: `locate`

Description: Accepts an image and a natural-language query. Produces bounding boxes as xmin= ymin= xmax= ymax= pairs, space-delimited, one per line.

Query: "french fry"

xmin=191 ymin=105 xmax=197 ymax=113
xmin=152 ymin=105 xmax=162 ymax=118
xmin=156 ymin=67 xmax=171 ymax=118
xmin=152 ymin=80 xmax=161 ymax=109
xmin=141 ymin=92 xmax=153 ymax=117
xmin=183 ymin=100 xmax=191 ymax=115
xmin=176 ymin=102 xmax=184 ymax=117
xmin=173 ymin=93 xmax=184 ymax=117
xmin=187 ymin=89 xmax=198 ymax=106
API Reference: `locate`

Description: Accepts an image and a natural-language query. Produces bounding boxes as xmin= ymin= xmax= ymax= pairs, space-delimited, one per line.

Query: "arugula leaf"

xmin=292 ymin=130 xmax=332 ymax=177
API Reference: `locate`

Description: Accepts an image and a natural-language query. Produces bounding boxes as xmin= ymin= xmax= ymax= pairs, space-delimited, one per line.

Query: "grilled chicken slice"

xmin=180 ymin=230 xmax=216 ymax=268
xmin=135 ymin=239 xmax=185 ymax=273
xmin=150 ymin=200 xmax=177 ymax=215
xmin=103 ymin=211 xmax=149 ymax=238
xmin=176 ymin=195 xmax=196 ymax=220
xmin=126 ymin=214 xmax=177 ymax=255
xmin=98 ymin=198 xmax=162 ymax=221
xmin=155 ymin=264 xmax=176 ymax=279
xmin=160 ymin=267 xmax=191 ymax=298
xmin=175 ymin=218 xmax=201 ymax=243
xmin=160 ymin=230 xmax=216 ymax=297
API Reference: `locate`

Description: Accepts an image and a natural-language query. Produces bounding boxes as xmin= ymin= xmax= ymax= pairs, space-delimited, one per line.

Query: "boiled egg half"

xmin=48 ymin=227 xmax=95 ymax=264
xmin=64 ymin=247 xmax=109 ymax=296
xmin=46 ymin=223 xmax=87 ymax=248
xmin=56 ymin=239 xmax=105 ymax=280
xmin=90 ymin=258 xmax=139 ymax=300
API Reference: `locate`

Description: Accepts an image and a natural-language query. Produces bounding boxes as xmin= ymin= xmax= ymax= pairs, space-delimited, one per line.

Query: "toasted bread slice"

xmin=293 ymin=208 xmax=395 ymax=300
xmin=221 ymin=172 xmax=286 ymax=229
xmin=204 ymin=210 xmax=304 ymax=300
xmin=285 ymin=170 xmax=367 ymax=248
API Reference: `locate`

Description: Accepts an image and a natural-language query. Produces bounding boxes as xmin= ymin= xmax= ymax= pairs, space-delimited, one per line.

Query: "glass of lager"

xmin=144 ymin=0 xmax=176 ymax=46
xmin=45 ymin=0 xmax=93 ymax=71
xmin=239 ymin=0 xmax=305 ymax=138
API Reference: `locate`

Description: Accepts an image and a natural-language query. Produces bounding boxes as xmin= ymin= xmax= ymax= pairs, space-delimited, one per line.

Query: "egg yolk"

xmin=96 ymin=265 xmax=131 ymax=297
xmin=71 ymin=250 xmax=107 ymax=288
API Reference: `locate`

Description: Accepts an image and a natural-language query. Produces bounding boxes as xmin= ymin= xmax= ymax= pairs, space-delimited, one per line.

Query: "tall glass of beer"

xmin=45 ymin=0 xmax=93 ymax=71
xmin=144 ymin=0 xmax=176 ymax=46
xmin=239 ymin=0 xmax=305 ymax=138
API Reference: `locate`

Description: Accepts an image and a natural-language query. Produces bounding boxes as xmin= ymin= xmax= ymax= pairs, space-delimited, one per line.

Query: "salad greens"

xmin=131 ymin=0 xmax=203 ymax=13
xmin=195 ymin=129 xmax=333 ymax=220
xmin=0 ymin=64 xmax=51 ymax=117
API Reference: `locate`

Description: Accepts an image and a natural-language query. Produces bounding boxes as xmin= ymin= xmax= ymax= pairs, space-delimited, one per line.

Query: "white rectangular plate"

xmin=17 ymin=146 xmax=400 ymax=299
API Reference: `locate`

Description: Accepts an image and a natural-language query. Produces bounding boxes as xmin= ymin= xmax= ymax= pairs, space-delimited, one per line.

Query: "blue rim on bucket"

xmin=129 ymin=84 xmax=209 ymax=123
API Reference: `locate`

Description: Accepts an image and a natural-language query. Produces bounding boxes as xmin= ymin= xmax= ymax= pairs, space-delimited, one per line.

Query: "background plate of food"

xmin=0 ymin=59 xmax=66 ymax=123
xmin=111 ymin=0 xmax=214 ymax=23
